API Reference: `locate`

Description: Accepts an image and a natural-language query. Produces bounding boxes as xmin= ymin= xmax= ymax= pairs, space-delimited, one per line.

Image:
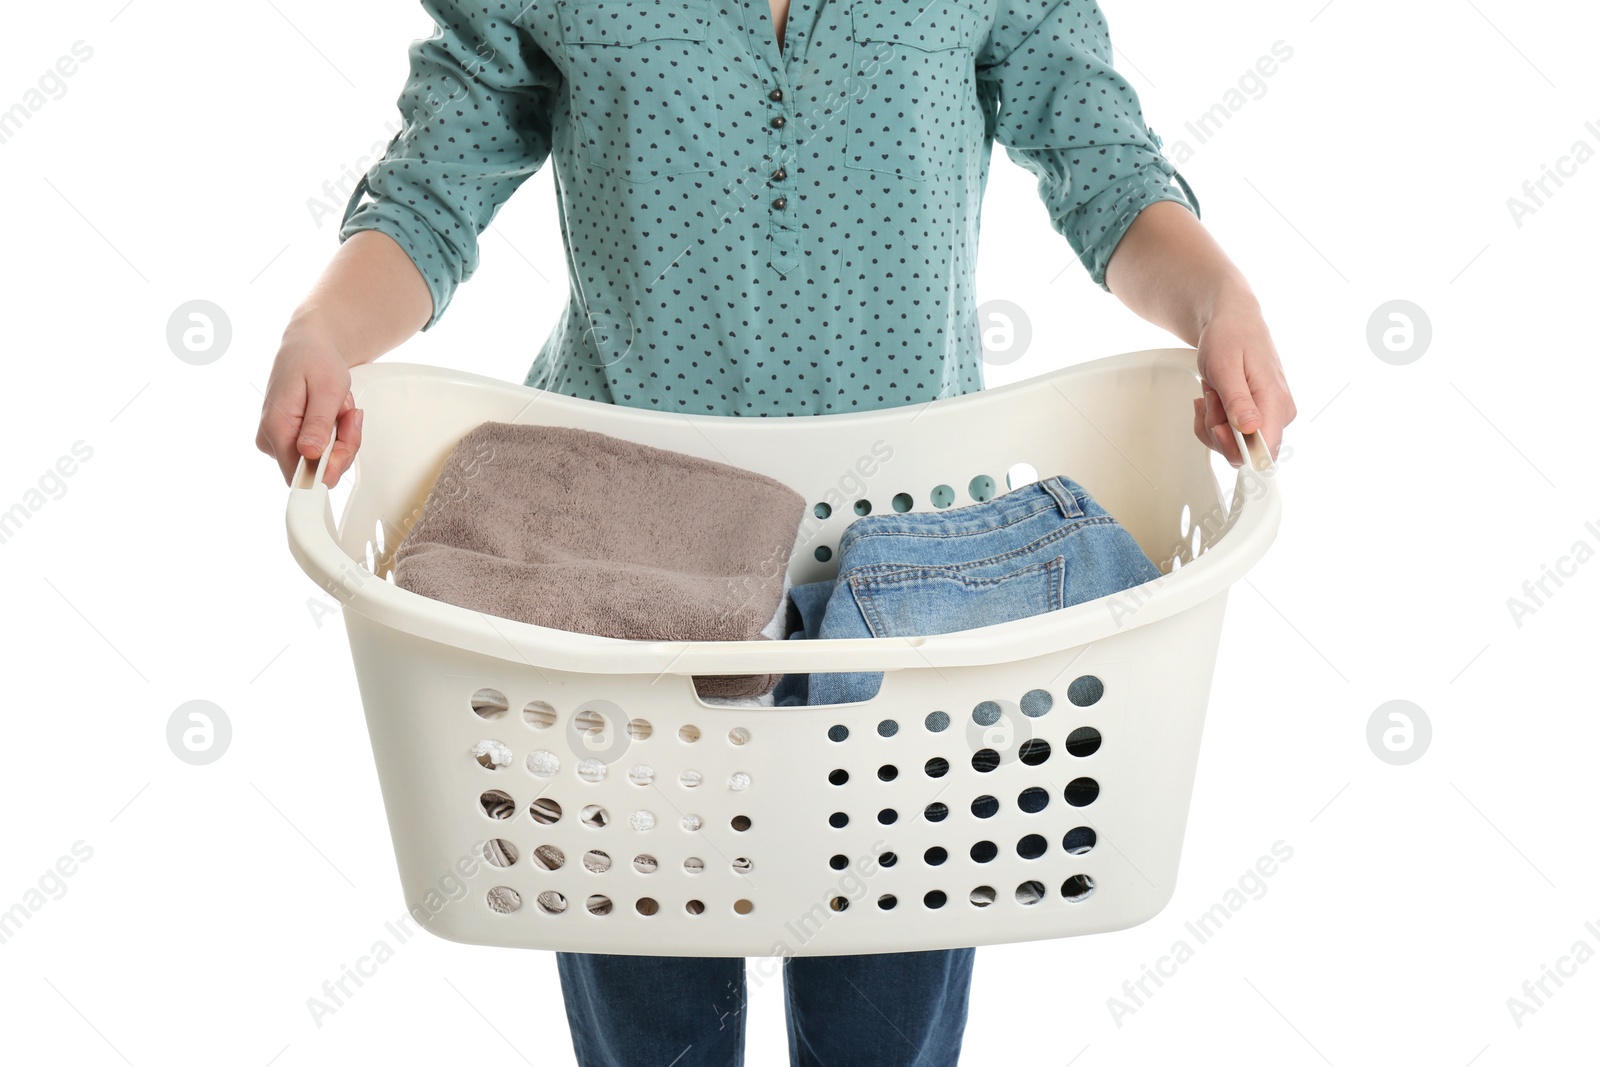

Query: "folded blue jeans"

xmin=773 ymin=474 xmax=1161 ymax=706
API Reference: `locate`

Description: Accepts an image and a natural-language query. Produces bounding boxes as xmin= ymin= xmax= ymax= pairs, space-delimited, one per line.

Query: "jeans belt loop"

xmin=1040 ymin=476 xmax=1085 ymax=519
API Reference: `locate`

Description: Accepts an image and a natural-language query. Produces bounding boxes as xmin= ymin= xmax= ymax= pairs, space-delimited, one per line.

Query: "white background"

xmin=1 ymin=0 xmax=1596 ymax=1063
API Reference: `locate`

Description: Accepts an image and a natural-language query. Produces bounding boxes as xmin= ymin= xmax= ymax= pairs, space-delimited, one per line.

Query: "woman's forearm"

xmin=286 ymin=228 xmax=434 ymax=366
xmin=1102 ymin=200 xmax=1258 ymax=344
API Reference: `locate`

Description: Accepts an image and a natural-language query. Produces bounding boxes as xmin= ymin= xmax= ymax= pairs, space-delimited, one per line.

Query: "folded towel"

xmin=392 ymin=421 xmax=805 ymax=697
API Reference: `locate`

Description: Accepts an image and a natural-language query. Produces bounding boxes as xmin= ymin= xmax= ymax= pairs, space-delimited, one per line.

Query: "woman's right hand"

xmin=257 ymin=312 xmax=364 ymax=488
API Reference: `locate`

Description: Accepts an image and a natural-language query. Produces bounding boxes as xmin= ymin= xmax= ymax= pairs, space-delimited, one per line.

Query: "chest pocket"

xmin=558 ymin=0 xmax=719 ymax=183
xmin=846 ymin=0 xmax=982 ymax=180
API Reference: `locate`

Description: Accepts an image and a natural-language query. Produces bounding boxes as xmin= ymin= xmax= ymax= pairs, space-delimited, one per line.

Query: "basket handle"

xmin=1229 ymin=425 xmax=1274 ymax=472
xmin=291 ymin=421 xmax=340 ymax=491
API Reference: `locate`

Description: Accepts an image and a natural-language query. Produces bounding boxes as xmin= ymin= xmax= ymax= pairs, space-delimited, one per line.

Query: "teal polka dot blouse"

xmin=339 ymin=0 xmax=1199 ymax=416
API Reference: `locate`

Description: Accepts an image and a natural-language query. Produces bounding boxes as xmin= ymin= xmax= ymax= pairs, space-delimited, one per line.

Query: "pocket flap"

xmin=562 ymin=0 xmax=710 ymax=45
xmin=851 ymin=0 xmax=980 ymax=51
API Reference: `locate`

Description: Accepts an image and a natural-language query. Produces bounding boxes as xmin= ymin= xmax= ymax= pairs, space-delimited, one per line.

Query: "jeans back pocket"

xmin=847 ymin=556 xmax=1065 ymax=639
xmin=846 ymin=0 xmax=983 ymax=180
xmin=558 ymin=0 xmax=719 ymax=183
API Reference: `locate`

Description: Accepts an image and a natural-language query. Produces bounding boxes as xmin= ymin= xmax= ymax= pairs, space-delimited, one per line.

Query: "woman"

xmin=257 ymin=1 xmax=1295 ymax=1063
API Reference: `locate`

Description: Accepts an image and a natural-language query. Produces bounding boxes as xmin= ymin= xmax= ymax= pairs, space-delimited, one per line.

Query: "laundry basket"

xmin=285 ymin=346 xmax=1281 ymax=957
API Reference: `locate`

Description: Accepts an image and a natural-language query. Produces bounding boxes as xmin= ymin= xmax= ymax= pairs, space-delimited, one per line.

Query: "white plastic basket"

xmin=286 ymin=347 xmax=1281 ymax=957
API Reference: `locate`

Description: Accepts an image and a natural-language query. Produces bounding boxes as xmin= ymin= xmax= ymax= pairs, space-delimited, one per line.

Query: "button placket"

xmin=765 ymin=76 xmax=797 ymax=276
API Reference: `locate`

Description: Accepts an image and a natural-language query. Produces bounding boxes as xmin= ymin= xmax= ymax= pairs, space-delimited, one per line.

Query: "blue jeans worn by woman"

xmin=557 ymin=474 xmax=1158 ymax=1066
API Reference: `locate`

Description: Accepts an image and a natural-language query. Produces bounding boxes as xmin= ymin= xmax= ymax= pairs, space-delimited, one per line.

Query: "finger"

xmin=1204 ymin=339 xmax=1265 ymax=437
xmin=325 ymin=406 xmax=364 ymax=487
xmin=1204 ymin=383 xmax=1243 ymax=467
xmin=259 ymin=378 xmax=310 ymax=485
xmin=1192 ymin=396 xmax=1210 ymax=453
xmin=297 ymin=371 xmax=346 ymax=463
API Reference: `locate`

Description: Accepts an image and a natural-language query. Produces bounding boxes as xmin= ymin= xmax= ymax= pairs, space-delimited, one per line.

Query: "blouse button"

xmin=770 ymin=116 xmax=785 ymax=129
xmin=768 ymin=87 xmax=783 ymax=102
xmin=772 ymin=196 xmax=787 ymax=210
xmin=771 ymin=167 xmax=787 ymax=182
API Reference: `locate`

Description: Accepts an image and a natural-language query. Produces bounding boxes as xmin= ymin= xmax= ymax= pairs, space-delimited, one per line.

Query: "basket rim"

xmin=285 ymin=347 xmax=1282 ymax=675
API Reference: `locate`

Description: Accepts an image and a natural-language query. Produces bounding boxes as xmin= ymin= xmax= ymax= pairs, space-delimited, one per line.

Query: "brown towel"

xmin=392 ymin=421 xmax=804 ymax=697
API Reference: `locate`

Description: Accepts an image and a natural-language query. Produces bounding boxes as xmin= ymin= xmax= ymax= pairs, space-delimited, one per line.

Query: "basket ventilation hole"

xmin=479 ymin=790 xmax=515 ymax=820
xmin=1015 ymin=880 xmax=1046 ymax=905
xmin=679 ymin=724 xmax=701 ymax=743
xmin=1064 ymin=826 xmax=1097 ymax=855
xmin=633 ymin=854 xmax=658 ymax=874
xmin=629 ymin=809 xmax=656 ymax=831
xmin=877 ymin=808 xmax=897 ymax=825
xmin=586 ymin=894 xmax=613 ymax=916
xmin=636 ymin=897 xmax=659 ymax=916
xmin=1179 ymin=502 xmax=1193 ymax=537
xmin=471 ymin=689 xmax=510 ymax=719
xmin=925 ymin=757 xmax=949 ymax=778
xmin=685 ymin=899 xmax=706 ymax=915
xmin=680 ymin=770 xmax=703 ymax=789
xmin=878 ymin=894 xmax=897 ymax=910
xmin=524 ymin=701 xmax=557 ymax=729
xmin=925 ymin=711 xmax=950 ymax=732
xmin=628 ymin=764 xmax=655 ymax=786
xmin=924 ymin=890 xmax=947 ymax=909
xmin=1192 ymin=525 xmax=1204 ymax=556
xmin=1066 ymin=726 xmax=1102 ymax=757
xmin=483 ymin=839 xmax=518 ymax=867
xmin=924 ymin=802 xmax=948 ymax=823
xmin=681 ymin=814 xmax=703 ymax=832
xmin=815 ymin=545 xmax=833 ymax=563
xmin=830 ymin=854 xmax=849 ymax=870
xmin=577 ymin=758 xmax=608 ymax=783
xmin=879 ymin=851 xmax=898 ymax=867
xmin=574 ymin=708 xmax=606 ymax=737
xmin=582 ymin=849 xmax=612 ymax=874
xmin=924 ymin=846 xmax=948 ymax=866
xmin=971 ymin=795 xmax=999 ymax=819
xmin=1067 ymin=675 xmax=1104 ymax=707
xmin=731 ymin=815 xmax=751 ymax=832
xmin=930 ymin=484 xmax=955 ymax=508
xmin=970 ymin=885 xmax=997 ymax=907
xmin=828 ymin=724 xmax=849 ymax=742
xmin=878 ymin=764 xmax=898 ymax=782
xmin=536 ymin=890 xmax=567 ymax=915
xmin=1062 ymin=874 xmax=1097 ymax=902
xmin=1016 ymin=834 xmax=1047 ymax=860
xmin=968 ymin=475 xmax=995 ymax=502
xmin=829 ymin=812 xmax=849 ymax=828
xmin=814 ymin=502 xmax=832 ymax=520
xmin=530 ymin=798 xmax=562 ymax=825
xmin=1018 ymin=786 xmax=1049 ymax=813
xmin=1006 ymin=462 xmax=1039 ymax=490
xmin=1019 ymin=738 xmax=1051 ymax=766
xmin=729 ymin=772 xmax=752 ymax=791
xmin=486 ymin=887 xmax=521 ymax=913
xmin=877 ymin=718 xmax=898 ymax=737
xmin=972 ymin=749 xmax=1000 ymax=773
xmin=473 ymin=739 xmax=513 ymax=770
xmin=972 ymin=701 xmax=1001 ymax=727
xmin=627 ymin=718 xmax=653 ymax=740
xmin=854 ymin=499 xmax=872 ymax=516
xmin=733 ymin=899 xmax=754 ymax=915
xmin=1020 ymin=688 xmax=1053 ymax=718
xmin=1064 ymin=778 xmax=1100 ymax=807
xmin=580 ymin=804 xmax=609 ymax=828
xmin=728 ymin=727 xmax=751 ymax=746
xmin=732 ymin=857 xmax=753 ymax=874
xmin=970 ymin=840 xmax=998 ymax=863
xmin=829 ymin=769 xmax=849 ymax=786
xmin=829 ymin=896 xmax=849 ymax=912
xmin=527 ymin=750 xmax=560 ymax=778
xmin=891 ymin=492 xmax=913 ymax=513
xmin=532 ymin=844 xmax=565 ymax=871
xmin=684 ymin=857 xmax=705 ymax=874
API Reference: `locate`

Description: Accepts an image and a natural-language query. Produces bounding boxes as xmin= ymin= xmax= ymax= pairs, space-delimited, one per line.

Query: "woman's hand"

xmin=1193 ymin=293 xmax=1295 ymax=467
xmin=257 ymin=311 xmax=364 ymax=487
xmin=1103 ymin=200 xmax=1296 ymax=467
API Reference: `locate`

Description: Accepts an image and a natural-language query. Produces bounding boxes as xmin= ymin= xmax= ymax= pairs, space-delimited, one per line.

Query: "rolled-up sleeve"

xmin=340 ymin=1 xmax=561 ymax=330
xmin=975 ymin=0 xmax=1199 ymax=290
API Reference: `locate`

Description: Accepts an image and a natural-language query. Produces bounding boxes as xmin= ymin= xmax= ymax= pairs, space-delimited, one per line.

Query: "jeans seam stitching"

xmin=839 ymin=517 xmax=1119 ymax=579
